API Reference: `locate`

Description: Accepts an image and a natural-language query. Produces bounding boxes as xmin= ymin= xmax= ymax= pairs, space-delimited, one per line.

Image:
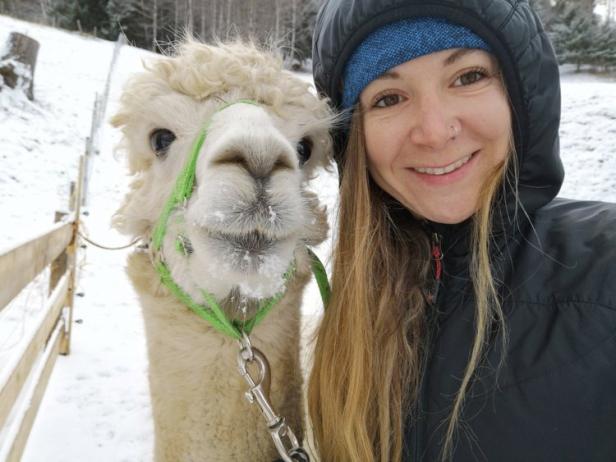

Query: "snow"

xmin=558 ymin=65 xmax=616 ymax=200
xmin=0 ymin=15 xmax=155 ymax=461
xmin=0 ymin=13 xmax=615 ymax=462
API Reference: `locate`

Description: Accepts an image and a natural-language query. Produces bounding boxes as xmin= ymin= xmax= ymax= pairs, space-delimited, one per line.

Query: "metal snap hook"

xmin=235 ymin=334 xmax=310 ymax=462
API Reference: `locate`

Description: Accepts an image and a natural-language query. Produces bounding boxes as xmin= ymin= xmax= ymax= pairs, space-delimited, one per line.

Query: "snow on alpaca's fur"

xmin=111 ymin=39 xmax=334 ymax=461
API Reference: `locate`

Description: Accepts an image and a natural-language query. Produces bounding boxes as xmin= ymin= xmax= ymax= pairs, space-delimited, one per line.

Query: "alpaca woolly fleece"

xmin=110 ymin=39 xmax=334 ymax=461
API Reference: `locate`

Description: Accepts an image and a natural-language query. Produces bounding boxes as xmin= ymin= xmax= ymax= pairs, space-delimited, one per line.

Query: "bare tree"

xmin=274 ymin=0 xmax=281 ymax=43
xmin=4 ymin=0 xmax=323 ymax=65
xmin=174 ymin=0 xmax=180 ymax=39
xmin=290 ymin=0 xmax=297 ymax=55
xmin=248 ymin=0 xmax=255 ymax=36
xmin=152 ymin=0 xmax=158 ymax=48
xmin=39 ymin=0 xmax=53 ymax=24
xmin=187 ymin=0 xmax=194 ymax=33
xmin=1 ymin=0 xmax=48 ymax=23
xmin=226 ymin=0 xmax=232 ymax=39
xmin=608 ymin=0 xmax=615 ymax=22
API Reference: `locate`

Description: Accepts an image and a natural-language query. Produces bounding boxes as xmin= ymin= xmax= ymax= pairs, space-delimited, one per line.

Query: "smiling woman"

xmin=360 ymin=48 xmax=511 ymax=224
xmin=308 ymin=2 xmax=616 ymax=462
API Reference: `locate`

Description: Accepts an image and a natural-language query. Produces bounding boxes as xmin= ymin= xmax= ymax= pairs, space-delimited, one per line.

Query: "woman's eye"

xmin=374 ymin=93 xmax=403 ymax=108
xmin=296 ymin=137 xmax=313 ymax=166
xmin=455 ymin=69 xmax=488 ymax=87
xmin=149 ymin=129 xmax=176 ymax=158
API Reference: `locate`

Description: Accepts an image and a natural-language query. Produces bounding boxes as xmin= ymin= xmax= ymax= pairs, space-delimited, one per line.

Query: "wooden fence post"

xmin=48 ymin=211 xmax=68 ymax=295
xmin=69 ymin=181 xmax=76 ymax=211
xmin=0 ymin=32 xmax=40 ymax=100
xmin=59 ymin=157 xmax=84 ymax=355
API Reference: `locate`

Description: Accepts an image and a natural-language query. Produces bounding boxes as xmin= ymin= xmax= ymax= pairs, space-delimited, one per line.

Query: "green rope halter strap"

xmin=151 ymin=99 xmax=330 ymax=340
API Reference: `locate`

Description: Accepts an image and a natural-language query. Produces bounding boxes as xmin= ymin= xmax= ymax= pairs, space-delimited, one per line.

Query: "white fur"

xmin=112 ymin=39 xmax=333 ymax=461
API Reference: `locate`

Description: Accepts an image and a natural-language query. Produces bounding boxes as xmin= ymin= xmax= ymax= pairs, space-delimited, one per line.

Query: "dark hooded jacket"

xmin=312 ymin=1 xmax=616 ymax=461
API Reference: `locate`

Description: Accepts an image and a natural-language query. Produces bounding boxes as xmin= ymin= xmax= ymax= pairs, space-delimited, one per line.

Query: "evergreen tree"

xmin=533 ymin=0 xmax=616 ymax=72
xmin=288 ymin=0 xmax=319 ymax=65
xmin=589 ymin=20 xmax=616 ymax=69
xmin=49 ymin=0 xmax=79 ymax=31
xmin=78 ymin=0 xmax=111 ymax=36
xmin=529 ymin=0 xmax=555 ymax=28
xmin=551 ymin=0 xmax=597 ymax=70
xmin=106 ymin=0 xmax=139 ymax=41
xmin=49 ymin=0 xmax=112 ymax=38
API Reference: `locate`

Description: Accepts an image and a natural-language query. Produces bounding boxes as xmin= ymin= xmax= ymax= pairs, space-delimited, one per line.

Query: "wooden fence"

xmin=0 ymin=156 xmax=84 ymax=462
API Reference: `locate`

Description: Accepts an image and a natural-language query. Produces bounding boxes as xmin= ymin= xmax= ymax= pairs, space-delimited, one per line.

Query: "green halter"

xmin=151 ymin=100 xmax=330 ymax=340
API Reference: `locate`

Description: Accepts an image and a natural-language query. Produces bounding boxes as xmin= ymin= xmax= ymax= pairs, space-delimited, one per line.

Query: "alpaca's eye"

xmin=296 ymin=138 xmax=313 ymax=166
xmin=150 ymin=129 xmax=176 ymax=158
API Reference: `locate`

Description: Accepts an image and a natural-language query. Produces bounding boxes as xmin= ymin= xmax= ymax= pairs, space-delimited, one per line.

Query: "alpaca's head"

xmin=112 ymin=40 xmax=334 ymax=307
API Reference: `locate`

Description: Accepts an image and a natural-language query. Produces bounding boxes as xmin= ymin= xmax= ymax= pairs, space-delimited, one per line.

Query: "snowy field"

xmin=0 ymin=14 xmax=615 ymax=461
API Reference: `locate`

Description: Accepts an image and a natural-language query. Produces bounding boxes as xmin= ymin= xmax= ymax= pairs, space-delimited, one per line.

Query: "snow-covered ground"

xmin=0 ymin=14 xmax=615 ymax=462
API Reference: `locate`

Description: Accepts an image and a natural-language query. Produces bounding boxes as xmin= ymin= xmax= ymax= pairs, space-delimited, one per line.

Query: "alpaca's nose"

xmin=213 ymin=140 xmax=296 ymax=179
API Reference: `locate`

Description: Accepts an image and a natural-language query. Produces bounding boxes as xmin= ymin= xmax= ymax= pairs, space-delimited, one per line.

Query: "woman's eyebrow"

xmin=443 ymin=48 xmax=478 ymax=66
xmin=374 ymin=70 xmax=401 ymax=81
xmin=372 ymin=49 xmax=481 ymax=82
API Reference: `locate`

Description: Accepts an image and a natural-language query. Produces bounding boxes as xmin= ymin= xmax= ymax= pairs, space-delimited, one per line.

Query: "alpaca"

xmin=111 ymin=40 xmax=334 ymax=461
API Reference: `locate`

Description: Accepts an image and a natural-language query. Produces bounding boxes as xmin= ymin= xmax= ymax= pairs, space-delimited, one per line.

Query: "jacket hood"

xmin=312 ymin=0 xmax=564 ymax=214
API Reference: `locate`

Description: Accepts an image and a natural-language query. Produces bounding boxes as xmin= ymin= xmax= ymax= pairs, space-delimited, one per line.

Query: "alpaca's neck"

xmin=125 ymin=250 xmax=308 ymax=461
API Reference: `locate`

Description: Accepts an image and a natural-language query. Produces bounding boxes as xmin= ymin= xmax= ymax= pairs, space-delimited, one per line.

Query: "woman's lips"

xmin=408 ymin=150 xmax=480 ymax=185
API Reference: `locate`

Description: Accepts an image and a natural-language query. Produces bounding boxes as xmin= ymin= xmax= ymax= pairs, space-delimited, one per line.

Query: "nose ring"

xmin=450 ymin=124 xmax=460 ymax=139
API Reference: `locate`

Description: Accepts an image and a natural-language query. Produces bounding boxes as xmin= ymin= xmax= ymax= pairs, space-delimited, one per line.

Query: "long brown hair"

xmin=308 ymin=106 xmax=514 ymax=460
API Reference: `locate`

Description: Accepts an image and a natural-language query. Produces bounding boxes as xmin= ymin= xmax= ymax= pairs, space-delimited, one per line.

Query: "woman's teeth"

xmin=413 ymin=154 xmax=473 ymax=175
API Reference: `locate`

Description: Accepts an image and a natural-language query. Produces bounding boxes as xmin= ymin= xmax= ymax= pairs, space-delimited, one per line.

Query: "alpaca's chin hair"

xmin=204 ymin=231 xmax=295 ymax=275
xmin=185 ymin=227 xmax=297 ymax=285
xmin=205 ymin=229 xmax=277 ymax=254
xmin=162 ymin=216 xmax=297 ymax=300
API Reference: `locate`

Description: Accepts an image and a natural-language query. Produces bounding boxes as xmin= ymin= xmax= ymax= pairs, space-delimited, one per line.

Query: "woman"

xmin=308 ymin=1 xmax=616 ymax=461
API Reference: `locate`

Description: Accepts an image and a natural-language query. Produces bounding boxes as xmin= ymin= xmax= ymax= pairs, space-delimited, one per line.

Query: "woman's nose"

xmin=408 ymin=98 xmax=460 ymax=150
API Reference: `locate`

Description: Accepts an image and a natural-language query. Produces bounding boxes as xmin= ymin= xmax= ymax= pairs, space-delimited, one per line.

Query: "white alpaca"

xmin=111 ymin=40 xmax=333 ymax=462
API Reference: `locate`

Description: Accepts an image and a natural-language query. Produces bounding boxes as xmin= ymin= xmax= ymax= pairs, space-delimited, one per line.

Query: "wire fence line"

xmin=82 ymin=32 xmax=126 ymax=206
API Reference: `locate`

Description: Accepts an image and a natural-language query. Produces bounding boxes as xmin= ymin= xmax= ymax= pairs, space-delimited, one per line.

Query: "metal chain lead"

xmin=237 ymin=333 xmax=311 ymax=462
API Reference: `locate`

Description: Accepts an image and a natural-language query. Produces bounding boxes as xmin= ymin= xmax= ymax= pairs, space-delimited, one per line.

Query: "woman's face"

xmin=360 ymin=48 xmax=511 ymax=224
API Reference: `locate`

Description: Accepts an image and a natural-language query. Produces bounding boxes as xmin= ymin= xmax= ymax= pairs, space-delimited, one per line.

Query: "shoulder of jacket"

xmin=510 ymin=198 xmax=616 ymax=309
xmin=532 ymin=197 xmax=616 ymax=246
xmin=534 ymin=197 xmax=616 ymax=223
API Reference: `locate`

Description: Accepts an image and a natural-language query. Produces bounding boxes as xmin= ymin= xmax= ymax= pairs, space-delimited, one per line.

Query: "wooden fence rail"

xmin=0 ymin=156 xmax=84 ymax=462
xmin=0 ymin=219 xmax=74 ymax=312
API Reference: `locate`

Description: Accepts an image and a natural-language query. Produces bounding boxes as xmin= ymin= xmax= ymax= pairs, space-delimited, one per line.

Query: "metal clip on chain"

xmin=237 ymin=333 xmax=311 ymax=462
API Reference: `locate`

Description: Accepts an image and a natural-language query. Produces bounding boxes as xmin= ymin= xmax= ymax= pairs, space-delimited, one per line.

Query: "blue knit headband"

xmin=341 ymin=18 xmax=491 ymax=109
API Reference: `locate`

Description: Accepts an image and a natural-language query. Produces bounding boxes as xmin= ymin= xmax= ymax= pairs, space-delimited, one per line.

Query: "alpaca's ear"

xmin=302 ymin=191 xmax=329 ymax=246
xmin=110 ymin=112 xmax=128 ymax=128
xmin=112 ymin=176 xmax=151 ymax=237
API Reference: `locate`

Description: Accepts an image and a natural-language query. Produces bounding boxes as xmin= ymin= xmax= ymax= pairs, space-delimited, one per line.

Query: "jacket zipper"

xmin=412 ymin=233 xmax=444 ymax=461
xmin=430 ymin=233 xmax=443 ymax=305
